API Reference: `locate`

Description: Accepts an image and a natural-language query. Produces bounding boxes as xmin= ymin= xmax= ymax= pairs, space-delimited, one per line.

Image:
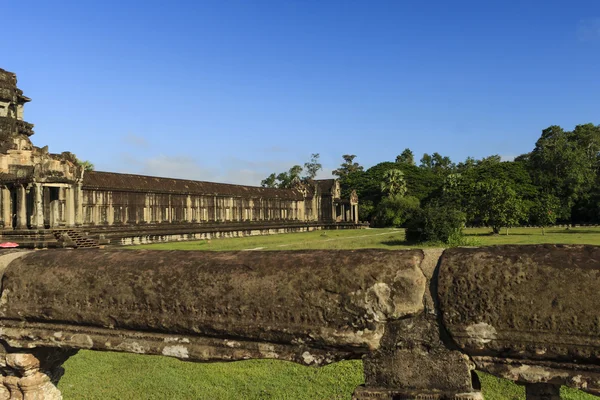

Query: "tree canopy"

xmin=261 ymin=122 xmax=600 ymax=233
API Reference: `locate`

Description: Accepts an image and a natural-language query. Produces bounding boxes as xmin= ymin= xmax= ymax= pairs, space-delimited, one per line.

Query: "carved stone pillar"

xmin=32 ymin=183 xmax=44 ymax=229
xmin=1 ymin=187 xmax=11 ymax=229
xmin=16 ymin=185 xmax=27 ymax=230
xmin=525 ymin=383 xmax=561 ymax=400
xmin=74 ymin=182 xmax=83 ymax=226
xmin=106 ymin=193 xmax=114 ymax=226
xmin=186 ymin=195 xmax=192 ymax=223
xmin=64 ymin=186 xmax=75 ymax=227
xmin=0 ymin=342 xmax=76 ymax=400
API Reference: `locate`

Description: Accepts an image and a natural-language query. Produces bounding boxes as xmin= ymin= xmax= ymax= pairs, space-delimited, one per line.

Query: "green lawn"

xmin=129 ymin=226 xmax=600 ymax=251
xmin=58 ymin=227 xmax=600 ymax=399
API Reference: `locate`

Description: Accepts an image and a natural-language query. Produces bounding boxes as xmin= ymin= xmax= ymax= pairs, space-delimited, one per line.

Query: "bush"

xmin=358 ymin=200 xmax=375 ymax=222
xmin=373 ymin=195 xmax=420 ymax=228
xmin=405 ymin=203 xmax=466 ymax=244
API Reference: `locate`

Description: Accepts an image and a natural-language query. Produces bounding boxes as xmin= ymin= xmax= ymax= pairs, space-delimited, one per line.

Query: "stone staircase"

xmin=52 ymin=229 xmax=100 ymax=249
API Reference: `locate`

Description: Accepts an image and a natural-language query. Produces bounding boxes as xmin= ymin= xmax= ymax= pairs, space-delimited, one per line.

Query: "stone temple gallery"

xmin=0 ymin=68 xmax=361 ymax=248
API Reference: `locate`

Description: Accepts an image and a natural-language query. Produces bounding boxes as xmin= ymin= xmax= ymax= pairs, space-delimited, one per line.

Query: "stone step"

xmin=51 ymin=229 xmax=100 ymax=249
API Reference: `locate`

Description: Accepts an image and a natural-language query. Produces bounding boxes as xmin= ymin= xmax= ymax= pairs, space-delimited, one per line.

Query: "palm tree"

xmin=381 ymin=169 xmax=407 ymax=197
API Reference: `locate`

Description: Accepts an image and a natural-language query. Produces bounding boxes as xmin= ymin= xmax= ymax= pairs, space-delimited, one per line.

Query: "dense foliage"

xmin=405 ymin=203 xmax=466 ymax=244
xmin=332 ymin=123 xmax=600 ymax=238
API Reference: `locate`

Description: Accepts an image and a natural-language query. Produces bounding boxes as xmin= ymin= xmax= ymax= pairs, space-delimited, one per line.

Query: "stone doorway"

xmin=44 ymin=187 xmax=61 ymax=228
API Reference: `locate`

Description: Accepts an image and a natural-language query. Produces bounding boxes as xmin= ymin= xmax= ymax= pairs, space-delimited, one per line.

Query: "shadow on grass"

xmin=549 ymin=229 xmax=600 ymax=234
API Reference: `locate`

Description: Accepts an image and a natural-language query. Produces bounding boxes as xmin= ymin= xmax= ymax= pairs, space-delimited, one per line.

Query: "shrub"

xmin=373 ymin=195 xmax=420 ymax=228
xmin=405 ymin=203 xmax=466 ymax=244
xmin=358 ymin=200 xmax=375 ymax=222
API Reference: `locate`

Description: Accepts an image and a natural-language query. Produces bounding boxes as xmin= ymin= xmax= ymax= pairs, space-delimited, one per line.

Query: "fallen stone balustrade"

xmin=0 ymin=245 xmax=598 ymax=399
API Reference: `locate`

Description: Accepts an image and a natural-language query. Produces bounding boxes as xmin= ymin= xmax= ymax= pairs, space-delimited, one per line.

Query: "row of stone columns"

xmin=335 ymin=203 xmax=359 ymax=223
xmin=0 ymin=182 xmax=82 ymax=230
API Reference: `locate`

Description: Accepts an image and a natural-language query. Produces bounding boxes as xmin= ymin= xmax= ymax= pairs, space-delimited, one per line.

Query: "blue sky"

xmin=3 ymin=1 xmax=599 ymax=185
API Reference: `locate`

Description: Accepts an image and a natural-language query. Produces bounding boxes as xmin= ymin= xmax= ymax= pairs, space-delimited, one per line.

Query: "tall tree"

xmin=303 ymin=153 xmax=322 ymax=180
xmin=333 ymin=155 xmax=364 ymax=178
xmin=420 ymin=152 xmax=454 ymax=175
xmin=420 ymin=153 xmax=433 ymax=169
xmin=469 ymin=180 xmax=526 ymax=234
xmin=276 ymin=165 xmax=303 ymax=188
xmin=261 ymin=173 xmax=277 ymax=188
xmin=529 ymin=125 xmax=598 ymax=221
xmin=395 ymin=148 xmax=415 ymax=165
xmin=530 ymin=193 xmax=560 ymax=235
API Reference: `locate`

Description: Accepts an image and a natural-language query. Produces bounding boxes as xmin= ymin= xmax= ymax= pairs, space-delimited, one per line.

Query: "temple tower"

xmin=0 ymin=68 xmax=83 ymax=229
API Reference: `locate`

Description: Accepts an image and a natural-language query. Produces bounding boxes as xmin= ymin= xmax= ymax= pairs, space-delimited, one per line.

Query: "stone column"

xmin=75 ymin=182 xmax=83 ymax=226
xmin=354 ymin=205 xmax=359 ymax=223
xmin=525 ymin=383 xmax=561 ymax=400
xmin=186 ymin=195 xmax=193 ymax=222
xmin=32 ymin=183 xmax=44 ymax=229
xmin=106 ymin=193 xmax=114 ymax=226
xmin=65 ymin=186 xmax=76 ymax=227
xmin=144 ymin=194 xmax=150 ymax=223
xmin=16 ymin=185 xmax=27 ymax=229
xmin=1 ymin=187 xmax=11 ymax=229
xmin=214 ymin=196 xmax=217 ymax=221
xmin=168 ymin=194 xmax=172 ymax=223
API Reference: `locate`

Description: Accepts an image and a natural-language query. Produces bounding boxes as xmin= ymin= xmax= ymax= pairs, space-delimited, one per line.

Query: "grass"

xmin=129 ymin=226 xmax=600 ymax=251
xmin=58 ymin=227 xmax=600 ymax=399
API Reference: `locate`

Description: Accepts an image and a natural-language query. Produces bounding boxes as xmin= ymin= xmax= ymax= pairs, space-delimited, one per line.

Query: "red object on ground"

xmin=0 ymin=242 xmax=19 ymax=248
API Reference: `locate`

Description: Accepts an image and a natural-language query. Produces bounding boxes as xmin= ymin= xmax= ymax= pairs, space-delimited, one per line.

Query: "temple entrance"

xmin=44 ymin=187 xmax=61 ymax=228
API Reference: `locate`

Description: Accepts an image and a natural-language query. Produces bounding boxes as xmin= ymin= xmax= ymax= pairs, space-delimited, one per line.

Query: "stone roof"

xmin=83 ymin=171 xmax=305 ymax=200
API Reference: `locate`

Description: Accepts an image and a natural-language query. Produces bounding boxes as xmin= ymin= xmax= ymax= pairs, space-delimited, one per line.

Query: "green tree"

xmin=373 ymin=195 xmax=420 ymax=227
xmin=470 ymin=180 xmax=526 ymax=234
xmin=79 ymin=160 xmax=95 ymax=171
xmin=405 ymin=203 xmax=466 ymax=244
xmin=333 ymin=155 xmax=364 ymax=178
xmin=303 ymin=153 xmax=322 ymax=180
xmin=276 ymin=165 xmax=303 ymax=188
xmin=529 ymin=125 xmax=600 ymax=221
xmin=395 ymin=148 xmax=415 ymax=165
xmin=358 ymin=199 xmax=375 ymax=222
xmin=530 ymin=194 xmax=560 ymax=235
xmin=261 ymin=173 xmax=277 ymax=188
xmin=420 ymin=152 xmax=454 ymax=175
xmin=420 ymin=153 xmax=433 ymax=169
xmin=380 ymin=169 xmax=407 ymax=197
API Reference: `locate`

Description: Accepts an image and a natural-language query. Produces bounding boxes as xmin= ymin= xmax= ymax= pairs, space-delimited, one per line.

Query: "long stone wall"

xmin=80 ymin=188 xmax=307 ymax=226
xmin=0 ymin=245 xmax=598 ymax=399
